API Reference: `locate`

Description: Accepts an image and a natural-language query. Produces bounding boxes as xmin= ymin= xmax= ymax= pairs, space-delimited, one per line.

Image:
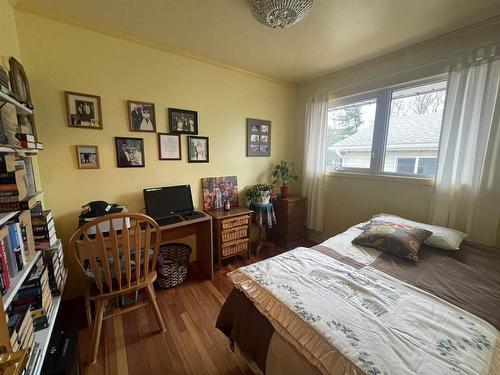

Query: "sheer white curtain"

xmin=302 ymin=94 xmax=329 ymax=231
xmin=430 ymin=45 xmax=500 ymax=245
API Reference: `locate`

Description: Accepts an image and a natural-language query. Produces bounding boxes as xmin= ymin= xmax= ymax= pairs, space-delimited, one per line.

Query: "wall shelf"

xmin=30 ymin=270 xmax=67 ymax=375
xmin=0 ymin=145 xmax=39 ymax=155
xmin=0 ymin=91 xmax=33 ymax=115
xmin=2 ymin=251 xmax=42 ymax=310
xmin=0 ymin=211 xmax=20 ymax=227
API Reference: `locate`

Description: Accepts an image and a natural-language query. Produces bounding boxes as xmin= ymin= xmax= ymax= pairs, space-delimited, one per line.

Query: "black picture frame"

xmin=168 ymin=108 xmax=198 ymax=134
xmin=127 ymin=100 xmax=156 ymax=132
xmin=247 ymin=118 xmax=271 ymax=157
xmin=115 ymin=137 xmax=145 ymax=168
xmin=187 ymin=136 xmax=209 ymax=163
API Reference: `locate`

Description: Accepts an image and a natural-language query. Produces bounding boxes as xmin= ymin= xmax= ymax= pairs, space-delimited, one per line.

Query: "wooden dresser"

xmin=207 ymin=207 xmax=253 ymax=268
xmin=269 ymin=195 xmax=306 ymax=247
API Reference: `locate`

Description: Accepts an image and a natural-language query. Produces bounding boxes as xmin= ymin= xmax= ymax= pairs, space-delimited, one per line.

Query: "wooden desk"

xmin=76 ymin=212 xmax=214 ymax=280
xmin=157 ymin=212 xmax=213 ymax=279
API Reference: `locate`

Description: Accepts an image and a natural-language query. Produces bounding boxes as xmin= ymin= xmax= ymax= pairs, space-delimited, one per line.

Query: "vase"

xmin=280 ymin=186 xmax=289 ymax=198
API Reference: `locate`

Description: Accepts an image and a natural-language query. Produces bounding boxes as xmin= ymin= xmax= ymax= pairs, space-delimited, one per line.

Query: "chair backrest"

xmin=68 ymin=213 xmax=160 ymax=295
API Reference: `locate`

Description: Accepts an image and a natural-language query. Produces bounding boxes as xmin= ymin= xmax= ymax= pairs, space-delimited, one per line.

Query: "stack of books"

xmin=42 ymin=240 xmax=67 ymax=296
xmin=31 ymin=209 xmax=57 ymax=250
xmin=0 ymin=222 xmax=28 ymax=295
xmin=10 ymin=260 xmax=54 ymax=332
xmin=0 ymin=153 xmax=39 ymax=212
xmin=15 ymin=133 xmax=44 ymax=150
xmin=7 ymin=304 xmax=34 ymax=352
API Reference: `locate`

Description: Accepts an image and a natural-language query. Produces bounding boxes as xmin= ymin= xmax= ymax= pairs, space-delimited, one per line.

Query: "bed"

xmin=216 ymin=217 xmax=500 ymax=375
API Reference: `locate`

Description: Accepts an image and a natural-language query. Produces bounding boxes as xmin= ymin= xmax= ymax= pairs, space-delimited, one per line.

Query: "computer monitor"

xmin=143 ymin=185 xmax=194 ymax=219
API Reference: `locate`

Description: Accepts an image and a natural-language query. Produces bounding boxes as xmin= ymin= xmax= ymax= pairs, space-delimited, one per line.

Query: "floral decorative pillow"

xmin=351 ymin=220 xmax=432 ymax=262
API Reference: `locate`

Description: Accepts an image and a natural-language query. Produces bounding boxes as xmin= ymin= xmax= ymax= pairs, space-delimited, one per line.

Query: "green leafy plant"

xmin=272 ymin=161 xmax=299 ymax=187
xmin=242 ymin=183 xmax=276 ymax=206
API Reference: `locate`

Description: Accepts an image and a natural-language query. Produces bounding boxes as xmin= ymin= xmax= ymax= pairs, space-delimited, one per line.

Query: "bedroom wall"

xmin=0 ymin=0 xmax=21 ymax=59
xmin=14 ymin=11 xmax=297 ymax=297
xmin=295 ymin=18 xmax=500 ymax=244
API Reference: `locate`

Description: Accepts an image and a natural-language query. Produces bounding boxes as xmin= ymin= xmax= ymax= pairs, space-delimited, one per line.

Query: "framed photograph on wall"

xmin=187 ymin=136 xmax=209 ymax=163
xmin=247 ymin=118 xmax=271 ymax=156
xmin=158 ymin=133 xmax=181 ymax=160
xmin=76 ymin=145 xmax=100 ymax=169
xmin=201 ymin=176 xmax=238 ymax=210
xmin=168 ymin=108 xmax=198 ymax=134
xmin=115 ymin=137 xmax=145 ymax=167
xmin=127 ymin=100 xmax=156 ymax=132
xmin=65 ymin=91 xmax=103 ymax=129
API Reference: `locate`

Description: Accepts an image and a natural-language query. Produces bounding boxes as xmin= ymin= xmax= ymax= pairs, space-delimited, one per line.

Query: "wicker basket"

xmin=221 ymin=225 xmax=248 ymax=243
xmin=221 ymin=215 xmax=250 ymax=230
xmin=156 ymin=243 xmax=191 ymax=289
xmin=221 ymin=238 xmax=249 ymax=257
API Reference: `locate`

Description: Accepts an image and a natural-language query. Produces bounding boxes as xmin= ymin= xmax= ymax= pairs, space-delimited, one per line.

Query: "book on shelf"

xmin=35 ymin=232 xmax=57 ymax=250
xmin=15 ymin=134 xmax=36 ymax=143
xmin=25 ymin=341 xmax=41 ymax=375
xmin=0 ymin=195 xmax=39 ymax=212
xmin=19 ymin=140 xmax=36 ymax=149
xmin=8 ymin=223 xmax=26 ymax=272
xmin=0 ymin=169 xmax=28 ymax=202
xmin=7 ymin=210 xmax=35 ymax=260
xmin=31 ymin=209 xmax=52 ymax=225
xmin=0 ymin=153 xmax=16 ymax=173
xmin=33 ymin=225 xmax=56 ymax=241
xmin=36 ymin=142 xmax=44 ymax=150
xmin=0 ymin=239 xmax=11 ymax=294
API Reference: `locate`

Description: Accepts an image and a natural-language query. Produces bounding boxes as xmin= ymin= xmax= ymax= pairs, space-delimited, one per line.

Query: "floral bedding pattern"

xmin=237 ymin=247 xmax=499 ymax=375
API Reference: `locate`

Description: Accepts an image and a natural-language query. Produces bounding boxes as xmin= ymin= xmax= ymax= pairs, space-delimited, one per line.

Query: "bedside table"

xmin=269 ymin=195 xmax=306 ymax=247
xmin=207 ymin=207 xmax=253 ymax=268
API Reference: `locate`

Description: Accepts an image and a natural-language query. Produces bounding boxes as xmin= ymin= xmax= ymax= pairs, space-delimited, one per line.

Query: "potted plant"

xmin=242 ymin=183 xmax=277 ymax=207
xmin=272 ymin=161 xmax=299 ymax=198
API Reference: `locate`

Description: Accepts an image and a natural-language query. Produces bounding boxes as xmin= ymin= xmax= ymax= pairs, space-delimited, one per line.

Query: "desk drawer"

xmin=222 ymin=238 xmax=249 ymax=257
xmin=221 ymin=215 xmax=250 ymax=229
xmin=221 ymin=225 xmax=248 ymax=243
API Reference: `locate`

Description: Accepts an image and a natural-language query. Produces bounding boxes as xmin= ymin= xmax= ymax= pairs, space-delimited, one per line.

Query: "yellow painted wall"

xmin=14 ymin=11 xmax=297 ymax=298
xmin=296 ymin=19 xmax=500 ymax=244
xmin=0 ymin=0 xmax=21 ymax=60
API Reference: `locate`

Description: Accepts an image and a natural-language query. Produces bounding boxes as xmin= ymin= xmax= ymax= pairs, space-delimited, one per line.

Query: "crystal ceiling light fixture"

xmin=249 ymin=0 xmax=313 ymax=29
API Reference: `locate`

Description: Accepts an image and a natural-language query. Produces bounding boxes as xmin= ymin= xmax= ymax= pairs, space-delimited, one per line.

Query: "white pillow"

xmin=370 ymin=213 xmax=468 ymax=250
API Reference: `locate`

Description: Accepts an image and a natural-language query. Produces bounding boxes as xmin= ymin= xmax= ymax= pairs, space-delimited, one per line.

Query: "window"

xmin=395 ymin=157 xmax=437 ymax=177
xmin=326 ymin=78 xmax=447 ymax=178
xmin=326 ymin=98 xmax=377 ymax=171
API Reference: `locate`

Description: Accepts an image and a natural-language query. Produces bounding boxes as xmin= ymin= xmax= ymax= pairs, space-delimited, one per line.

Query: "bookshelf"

xmin=31 ymin=270 xmax=67 ymax=375
xmin=0 ymin=211 xmax=20 ymax=227
xmin=0 ymin=146 xmax=38 ymax=156
xmin=0 ymin=91 xmax=33 ymax=115
xmin=2 ymin=251 xmax=41 ymax=310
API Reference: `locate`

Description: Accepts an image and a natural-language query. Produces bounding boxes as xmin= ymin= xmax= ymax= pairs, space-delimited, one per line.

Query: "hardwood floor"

xmin=77 ymin=241 xmax=314 ymax=375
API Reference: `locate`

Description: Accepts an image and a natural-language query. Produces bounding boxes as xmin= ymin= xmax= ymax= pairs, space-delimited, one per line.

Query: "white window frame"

xmin=327 ymin=75 xmax=447 ymax=179
xmin=394 ymin=156 xmax=438 ymax=176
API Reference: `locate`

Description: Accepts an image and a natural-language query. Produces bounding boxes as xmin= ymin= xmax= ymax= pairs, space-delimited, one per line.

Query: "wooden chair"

xmin=68 ymin=212 xmax=166 ymax=364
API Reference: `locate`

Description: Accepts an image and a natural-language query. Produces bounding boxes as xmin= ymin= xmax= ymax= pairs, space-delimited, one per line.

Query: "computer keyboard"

xmin=156 ymin=216 xmax=182 ymax=226
xmin=183 ymin=211 xmax=205 ymax=220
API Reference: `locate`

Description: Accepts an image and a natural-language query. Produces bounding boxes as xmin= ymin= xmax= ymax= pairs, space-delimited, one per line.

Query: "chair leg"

xmin=146 ymin=284 xmax=166 ymax=333
xmin=91 ymin=299 xmax=105 ymax=364
xmin=85 ymin=295 xmax=92 ymax=328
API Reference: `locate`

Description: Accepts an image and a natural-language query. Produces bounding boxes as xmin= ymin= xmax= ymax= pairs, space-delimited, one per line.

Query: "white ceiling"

xmin=15 ymin=0 xmax=500 ymax=83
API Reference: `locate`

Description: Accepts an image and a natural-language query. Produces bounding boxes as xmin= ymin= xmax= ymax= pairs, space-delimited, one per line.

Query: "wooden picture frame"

xmin=168 ymin=108 xmax=198 ymax=134
xmin=9 ymin=57 xmax=38 ymax=140
xmin=115 ymin=137 xmax=145 ymax=167
xmin=247 ymin=118 xmax=271 ymax=157
xmin=158 ymin=133 xmax=181 ymax=160
xmin=187 ymin=136 xmax=209 ymax=163
xmin=65 ymin=91 xmax=103 ymax=129
xmin=76 ymin=145 xmax=100 ymax=169
xmin=127 ymin=100 xmax=156 ymax=132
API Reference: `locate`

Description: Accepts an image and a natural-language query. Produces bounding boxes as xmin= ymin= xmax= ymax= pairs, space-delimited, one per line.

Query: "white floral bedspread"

xmin=238 ymin=247 xmax=499 ymax=375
